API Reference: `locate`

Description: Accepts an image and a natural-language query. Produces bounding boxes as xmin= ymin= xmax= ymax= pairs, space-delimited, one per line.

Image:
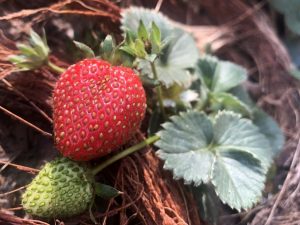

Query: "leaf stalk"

xmin=47 ymin=61 xmax=66 ymax=74
xmin=150 ymin=61 xmax=166 ymax=120
xmin=91 ymin=135 xmax=159 ymax=175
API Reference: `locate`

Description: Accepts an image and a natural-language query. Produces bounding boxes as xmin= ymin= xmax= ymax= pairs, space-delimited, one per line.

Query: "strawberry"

xmin=22 ymin=157 xmax=93 ymax=218
xmin=53 ymin=59 xmax=146 ymax=161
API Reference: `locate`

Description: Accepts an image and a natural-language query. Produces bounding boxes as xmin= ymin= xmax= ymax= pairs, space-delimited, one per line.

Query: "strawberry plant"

xmin=21 ymin=135 xmax=158 ymax=219
xmin=269 ymin=0 xmax=300 ymax=35
xmin=7 ymin=6 xmax=284 ymax=224
xmin=120 ymin=7 xmax=284 ymax=222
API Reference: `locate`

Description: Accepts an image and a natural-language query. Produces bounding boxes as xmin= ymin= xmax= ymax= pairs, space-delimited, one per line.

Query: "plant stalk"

xmin=150 ymin=61 xmax=166 ymax=119
xmin=91 ymin=135 xmax=160 ymax=175
xmin=47 ymin=61 xmax=66 ymax=74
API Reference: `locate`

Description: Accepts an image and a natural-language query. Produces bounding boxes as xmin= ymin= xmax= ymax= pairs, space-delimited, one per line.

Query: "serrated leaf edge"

xmin=213 ymin=110 xmax=273 ymax=170
xmin=120 ymin=7 xmax=171 ymax=34
xmin=211 ymin=150 xmax=265 ymax=211
xmin=210 ymin=92 xmax=252 ymax=117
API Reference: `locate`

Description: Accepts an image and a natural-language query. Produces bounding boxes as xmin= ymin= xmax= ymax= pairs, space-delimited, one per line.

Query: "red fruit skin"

xmin=53 ymin=59 xmax=146 ymax=161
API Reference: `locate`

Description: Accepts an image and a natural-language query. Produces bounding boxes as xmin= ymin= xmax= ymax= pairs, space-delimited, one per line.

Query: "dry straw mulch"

xmin=0 ymin=0 xmax=299 ymax=225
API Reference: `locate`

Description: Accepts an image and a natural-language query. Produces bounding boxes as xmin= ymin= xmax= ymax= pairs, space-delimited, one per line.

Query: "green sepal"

xmin=137 ymin=29 xmax=199 ymax=88
xmin=134 ymin=39 xmax=147 ymax=58
xmin=147 ymin=109 xmax=164 ymax=135
xmin=119 ymin=46 xmax=136 ymax=57
xmin=120 ymin=31 xmax=137 ymax=57
xmin=99 ymin=35 xmax=116 ymax=60
xmin=16 ymin=44 xmax=39 ymax=57
xmin=9 ymin=29 xmax=50 ymax=71
xmin=8 ymin=55 xmax=28 ymax=64
xmin=29 ymin=29 xmax=49 ymax=59
xmin=94 ymin=183 xmax=121 ymax=200
xmin=138 ymin=20 xmax=148 ymax=41
xmin=194 ymin=185 xmax=220 ymax=225
xmin=73 ymin=41 xmax=95 ymax=58
xmin=124 ymin=31 xmax=135 ymax=46
xmin=150 ymin=22 xmax=162 ymax=54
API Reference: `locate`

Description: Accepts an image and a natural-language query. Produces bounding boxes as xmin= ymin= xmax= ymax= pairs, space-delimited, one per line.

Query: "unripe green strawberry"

xmin=22 ymin=157 xmax=93 ymax=218
xmin=53 ymin=59 xmax=146 ymax=161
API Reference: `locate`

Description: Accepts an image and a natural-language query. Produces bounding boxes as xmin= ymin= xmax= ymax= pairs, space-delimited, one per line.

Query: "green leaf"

xmin=94 ymin=183 xmax=121 ymax=200
xmin=269 ymin=0 xmax=297 ymax=14
xmin=229 ymin=85 xmax=254 ymax=107
xmin=137 ymin=20 xmax=148 ymax=41
xmin=197 ymin=55 xmax=218 ymax=89
xmin=209 ymin=92 xmax=252 ymax=117
xmin=160 ymin=29 xmax=199 ymax=71
xmin=212 ymin=60 xmax=247 ymax=92
xmin=156 ymin=111 xmax=270 ymax=210
xmin=285 ymin=13 xmax=300 ymax=35
xmin=197 ymin=55 xmax=247 ymax=92
xmin=138 ymin=29 xmax=199 ymax=87
xmin=289 ymin=69 xmax=300 ymax=80
xmin=159 ymin=150 xmax=215 ymax=185
xmin=214 ymin=111 xmax=272 ymax=170
xmin=121 ymin=7 xmax=171 ymax=40
xmin=73 ymin=41 xmax=95 ymax=58
xmin=157 ymin=112 xmax=214 ymax=185
xmin=269 ymin=0 xmax=300 ymax=34
xmin=212 ymin=150 xmax=265 ymax=211
xmin=157 ymin=112 xmax=214 ymax=154
xmin=252 ymin=109 xmax=284 ymax=155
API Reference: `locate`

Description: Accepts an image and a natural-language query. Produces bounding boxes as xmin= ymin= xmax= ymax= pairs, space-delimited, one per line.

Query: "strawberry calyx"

xmin=8 ymin=29 xmax=65 ymax=74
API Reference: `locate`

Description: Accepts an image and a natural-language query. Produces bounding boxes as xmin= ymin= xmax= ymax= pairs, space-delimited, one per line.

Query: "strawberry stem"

xmin=91 ymin=135 xmax=160 ymax=175
xmin=150 ymin=61 xmax=166 ymax=120
xmin=47 ymin=61 xmax=66 ymax=74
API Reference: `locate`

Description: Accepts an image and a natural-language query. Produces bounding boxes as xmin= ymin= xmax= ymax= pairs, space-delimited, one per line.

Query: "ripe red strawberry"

xmin=53 ymin=59 xmax=146 ymax=161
